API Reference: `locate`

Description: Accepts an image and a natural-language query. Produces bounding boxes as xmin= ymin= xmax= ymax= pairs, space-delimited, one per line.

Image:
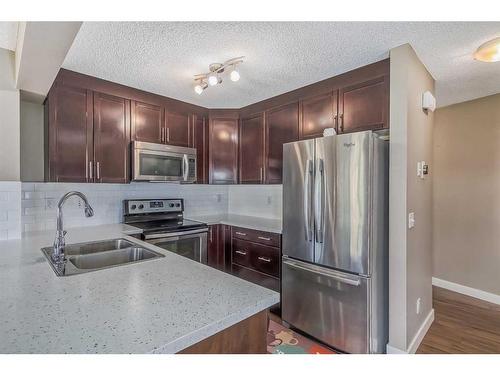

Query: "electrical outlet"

xmin=215 ymin=193 xmax=222 ymax=203
xmin=408 ymin=212 xmax=415 ymax=229
xmin=416 ymin=298 xmax=421 ymax=315
xmin=267 ymin=196 xmax=272 ymax=205
xmin=46 ymin=198 xmax=55 ymax=209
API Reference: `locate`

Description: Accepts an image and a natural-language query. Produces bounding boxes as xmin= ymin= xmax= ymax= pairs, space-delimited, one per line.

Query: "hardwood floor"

xmin=417 ymin=286 xmax=500 ymax=353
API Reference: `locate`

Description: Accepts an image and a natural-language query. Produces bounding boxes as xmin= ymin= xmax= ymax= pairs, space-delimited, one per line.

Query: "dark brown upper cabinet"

xmin=131 ymin=100 xmax=164 ymax=144
xmin=299 ymin=91 xmax=338 ymax=139
xmin=47 ymin=84 xmax=94 ymax=183
xmin=193 ymin=115 xmax=208 ymax=184
xmin=338 ymin=76 xmax=388 ymax=133
xmin=166 ymin=110 xmax=191 ymax=147
xmin=209 ymin=117 xmax=239 ymax=184
xmin=93 ymin=92 xmax=131 ymax=184
xmin=239 ymin=113 xmax=265 ymax=184
xmin=265 ymin=102 xmax=299 ymax=184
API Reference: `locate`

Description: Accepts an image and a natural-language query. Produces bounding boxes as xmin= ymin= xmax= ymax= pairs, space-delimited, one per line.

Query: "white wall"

xmin=227 ymin=185 xmax=282 ymax=219
xmin=388 ymin=44 xmax=435 ymax=353
xmin=20 ymin=100 xmax=45 ymax=182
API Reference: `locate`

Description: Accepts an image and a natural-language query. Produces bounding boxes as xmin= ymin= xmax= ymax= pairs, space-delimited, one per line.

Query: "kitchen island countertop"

xmin=0 ymin=224 xmax=279 ymax=353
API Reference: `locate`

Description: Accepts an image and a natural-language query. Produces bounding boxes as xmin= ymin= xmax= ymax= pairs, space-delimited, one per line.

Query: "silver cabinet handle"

xmin=304 ymin=159 xmax=313 ymax=242
xmin=89 ymin=161 xmax=93 ymax=180
xmin=161 ymin=128 xmax=165 ymax=142
xmin=260 ymin=167 xmax=263 ymax=182
xmin=166 ymin=127 xmax=170 ymax=142
xmin=235 ymin=231 xmax=247 ymax=236
xmin=258 ymin=236 xmax=271 ymax=241
xmin=258 ymin=256 xmax=271 ymax=263
xmin=235 ymin=250 xmax=247 ymax=255
xmin=96 ymin=161 xmax=101 ymax=181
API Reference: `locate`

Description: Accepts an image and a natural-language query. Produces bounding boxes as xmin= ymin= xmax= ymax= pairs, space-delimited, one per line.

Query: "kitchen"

xmin=1 ymin=7 xmax=500 ymax=370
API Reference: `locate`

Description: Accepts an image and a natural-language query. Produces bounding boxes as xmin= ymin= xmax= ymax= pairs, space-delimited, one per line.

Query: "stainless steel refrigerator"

xmin=282 ymin=130 xmax=389 ymax=354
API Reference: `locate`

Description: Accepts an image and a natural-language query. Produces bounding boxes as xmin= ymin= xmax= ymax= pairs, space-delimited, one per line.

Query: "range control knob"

xmin=169 ymin=203 xmax=174 ymax=208
xmin=175 ymin=203 xmax=181 ymax=207
xmin=131 ymin=204 xmax=137 ymax=210
xmin=138 ymin=204 xmax=144 ymax=209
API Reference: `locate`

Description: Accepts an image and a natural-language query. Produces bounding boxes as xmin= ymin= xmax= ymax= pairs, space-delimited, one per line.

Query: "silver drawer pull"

xmin=258 ymin=236 xmax=271 ymax=241
xmin=258 ymin=256 xmax=271 ymax=263
xmin=235 ymin=250 xmax=247 ymax=255
xmin=235 ymin=232 xmax=247 ymax=236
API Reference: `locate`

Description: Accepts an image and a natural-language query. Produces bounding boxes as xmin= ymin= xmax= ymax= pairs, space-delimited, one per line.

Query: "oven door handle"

xmin=144 ymin=228 xmax=208 ymax=240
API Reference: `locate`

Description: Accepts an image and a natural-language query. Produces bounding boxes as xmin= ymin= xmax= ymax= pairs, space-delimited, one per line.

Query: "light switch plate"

xmin=408 ymin=212 xmax=415 ymax=229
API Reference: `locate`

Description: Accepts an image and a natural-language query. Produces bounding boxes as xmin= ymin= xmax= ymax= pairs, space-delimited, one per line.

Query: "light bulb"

xmin=230 ymin=69 xmax=240 ymax=82
xmin=208 ymin=74 xmax=218 ymax=86
xmin=194 ymin=84 xmax=203 ymax=95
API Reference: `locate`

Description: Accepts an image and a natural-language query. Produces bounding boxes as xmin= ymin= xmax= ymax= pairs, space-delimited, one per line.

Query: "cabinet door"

xmin=93 ymin=92 xmax=131 ymax=183
xmin=166 ymin=111 xmax=190 ymax=147
xmin=209 ymin=118 xmax=239 ymax=184
xmin=300 ymin=91 xmax=338 ymax=139
xmin=193 ymin=115 xmax=208 ymax=184
xmin=239 ymin=113 xmax=265 ymax=184
xmin=47 ymin=85 xmax=93 ymax=182
xmin=339 ymin=76 xmax=388 ymax=133
xmin=131 ymin=100 xmax=164 ymax=143
xmin=265 ymin=102 xmax=299 ymax=184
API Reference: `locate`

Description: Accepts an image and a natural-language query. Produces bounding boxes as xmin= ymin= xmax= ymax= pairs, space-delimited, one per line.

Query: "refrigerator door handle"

xmin=282 ymin=257 xmax=361 ymax=286
xmin=304 ymin=159 xmax=313 ymax=241
xmin=314 ymin=158 xmax=325 ymax=243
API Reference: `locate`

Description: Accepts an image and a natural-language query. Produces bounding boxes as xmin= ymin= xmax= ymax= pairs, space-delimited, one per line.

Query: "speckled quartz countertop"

xmin=0 ymin=224 xmax=279 ymax=353
xmin=187 ymin=214 xmax=282 ymax=234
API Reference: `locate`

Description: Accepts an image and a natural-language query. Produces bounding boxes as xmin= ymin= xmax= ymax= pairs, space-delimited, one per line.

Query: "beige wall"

xmin=433 ymin=93 xmax=500 ymax=295
xmin=0 ymin=90 xmax=20 ymax=181
xmin=20 ymin=100 xmax=45 ymax=182
xmin=388 ymin=44 xmax=434 ymax=352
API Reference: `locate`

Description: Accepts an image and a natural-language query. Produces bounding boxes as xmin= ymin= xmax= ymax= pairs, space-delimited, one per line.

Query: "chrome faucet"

xmin=52 ymin=191 xmax=94 ymax=262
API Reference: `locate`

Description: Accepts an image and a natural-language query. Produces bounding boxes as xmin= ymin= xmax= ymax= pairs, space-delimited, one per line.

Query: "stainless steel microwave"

xmin=132 ymin=141 xmax=196 ymax=183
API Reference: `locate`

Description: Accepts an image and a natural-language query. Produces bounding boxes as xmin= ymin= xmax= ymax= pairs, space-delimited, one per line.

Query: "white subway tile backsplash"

xmin=0 ymin=181 xmax=21 ymax=239
xmin=227 ymin=185 xmax=282 ymax=219
xmin=20 ymin=182 xmax=229 ymax=233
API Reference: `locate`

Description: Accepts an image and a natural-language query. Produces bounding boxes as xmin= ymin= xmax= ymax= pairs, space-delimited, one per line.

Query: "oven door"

xmin=145 ymin=229 xmax=208 ymax=264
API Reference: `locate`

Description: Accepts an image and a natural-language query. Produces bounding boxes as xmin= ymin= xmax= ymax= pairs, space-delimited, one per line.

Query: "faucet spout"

xmin=52 ymin=191 xmax=94 ymax=262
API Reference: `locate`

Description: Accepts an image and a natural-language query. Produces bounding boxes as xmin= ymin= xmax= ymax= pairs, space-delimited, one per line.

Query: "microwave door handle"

xmin=182 ymin=154 xmax=189 ymax=181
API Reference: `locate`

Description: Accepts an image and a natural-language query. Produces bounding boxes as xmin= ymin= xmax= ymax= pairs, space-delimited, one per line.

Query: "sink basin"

xmin=69 ymin=247 xmax=158 ymax=269
xmin=41 ymin=238 xmax=164 ymax=276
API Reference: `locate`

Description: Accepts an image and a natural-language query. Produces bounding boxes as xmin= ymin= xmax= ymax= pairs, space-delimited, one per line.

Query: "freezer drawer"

xmin=282 ymin=257 xmax=370 ymax=353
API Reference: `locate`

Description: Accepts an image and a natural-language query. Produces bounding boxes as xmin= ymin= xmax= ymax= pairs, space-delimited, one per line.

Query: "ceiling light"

xmin=193 ymin=56 xmax=244 ymax=93
xmin=230 ymin=67 xmax=240 ymax=82
xmin=473 ymin=37 xmax=500 ymax=62
xmin=208 ymin=74 xmax=219 ymax=86
xmin=194 ymin=80 xmax=208 ymax=95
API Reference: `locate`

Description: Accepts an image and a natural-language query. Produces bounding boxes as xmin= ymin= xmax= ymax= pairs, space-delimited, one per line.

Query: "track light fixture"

xmin=193 ymin=57 xmax=244 ymax=94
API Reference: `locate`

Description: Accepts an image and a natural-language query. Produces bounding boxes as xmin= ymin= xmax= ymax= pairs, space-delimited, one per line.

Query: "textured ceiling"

xmin=63 ymin=22 xmax=500 ymax=108
xmin=0 ymin=22 xmax=19 ymax=51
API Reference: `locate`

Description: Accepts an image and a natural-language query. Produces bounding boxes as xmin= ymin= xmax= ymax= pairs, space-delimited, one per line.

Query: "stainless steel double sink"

xmin=41 ymin=238 xmax=164 ymax=276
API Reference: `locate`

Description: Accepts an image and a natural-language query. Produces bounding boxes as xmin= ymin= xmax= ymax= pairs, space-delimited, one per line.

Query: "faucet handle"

xmin=63 ymin=230 xmax=67 ymax=236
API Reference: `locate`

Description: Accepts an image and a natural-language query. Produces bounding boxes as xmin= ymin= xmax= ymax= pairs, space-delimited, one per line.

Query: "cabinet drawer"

xmin=232 ymin=239 xmax=251 ymax=267
xmin=231 ymin=264 xmax=280 ymax=292
xmin=249 ymin=243 xmax=280 ymax=277
xmin=232 ymin=226 xmax=281 ymax=247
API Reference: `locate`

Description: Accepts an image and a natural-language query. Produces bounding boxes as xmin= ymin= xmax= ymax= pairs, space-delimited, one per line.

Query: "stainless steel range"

xmin=123 ymin=199 xmax=208 ymax=263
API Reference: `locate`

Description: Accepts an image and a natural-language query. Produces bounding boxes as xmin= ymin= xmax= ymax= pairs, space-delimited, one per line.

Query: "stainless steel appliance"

xmin=123 ymin=199 xmax=208 ymax=263
xmin=132 ymin=141 xmax=196 ymax=183
xmin=281 ymin=131 xmax=389 ymax=354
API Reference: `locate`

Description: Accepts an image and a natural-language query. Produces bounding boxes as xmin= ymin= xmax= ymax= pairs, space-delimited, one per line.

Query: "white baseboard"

xmin=386 ymin=308 xmax=434 ymax=354
xmin=407 ymin=308 xmax=434 ymax=354
xmin=432 ymin=277 xmax=500 ymax=306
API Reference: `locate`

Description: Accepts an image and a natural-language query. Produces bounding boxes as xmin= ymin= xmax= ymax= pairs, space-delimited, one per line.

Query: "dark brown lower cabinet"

xmin=207 ymin=224 xmax=231 ymax=271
